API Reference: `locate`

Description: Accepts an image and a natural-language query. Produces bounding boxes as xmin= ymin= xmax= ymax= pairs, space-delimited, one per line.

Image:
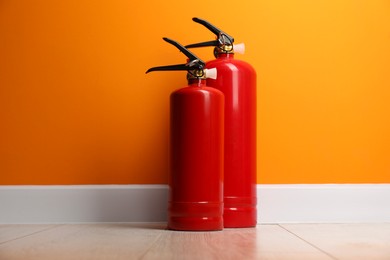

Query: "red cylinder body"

xmin=168 ymin=78 xmax=224 ymax=231
xmin=206 ymin=53 xmax=257 ymax=228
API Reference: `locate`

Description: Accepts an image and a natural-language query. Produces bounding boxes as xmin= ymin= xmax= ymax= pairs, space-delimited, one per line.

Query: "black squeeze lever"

xmin=185 ymin=17 xmax=234 ymax=49
xmin=146 ymin=37 xmax=205 ymax=74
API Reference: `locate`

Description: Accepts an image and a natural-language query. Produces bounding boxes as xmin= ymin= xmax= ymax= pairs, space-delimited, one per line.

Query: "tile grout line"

xmin=0 ymin=224 xmax=64 ymax=246
xmin=277 ymin=224 xmax=339 ymax=260
xmin=138 ymin=232 xmax=165 ymax=260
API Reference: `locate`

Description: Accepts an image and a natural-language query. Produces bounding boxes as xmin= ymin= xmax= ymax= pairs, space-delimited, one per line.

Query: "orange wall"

xmin=1 ymin=0 xmax=389 ymax=185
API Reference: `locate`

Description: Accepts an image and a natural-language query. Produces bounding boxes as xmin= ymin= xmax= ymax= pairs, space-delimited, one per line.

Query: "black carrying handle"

xmin=146 ymin=38 xmax=205 ymax=73
xmin=146 ymin=64 xmax=189 ymax=74
xmin=185 ymin=17 xmax=234 ymax=48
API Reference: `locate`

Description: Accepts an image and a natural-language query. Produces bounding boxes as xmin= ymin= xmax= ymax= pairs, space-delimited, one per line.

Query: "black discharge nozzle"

xmin=185 ymin=17 xmax=234 ymax=49
xmin=146 ymin=38 xmax=205 ymax=75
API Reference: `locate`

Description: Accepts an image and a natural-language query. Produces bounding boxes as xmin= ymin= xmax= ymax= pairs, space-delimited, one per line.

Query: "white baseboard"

xmin=0 ymin=185 xmax=168 ymax=224
xmin=258 ymin=184 xmax=390 ymax=223
xmin=0 ymin=184 xmax=389 ymax=224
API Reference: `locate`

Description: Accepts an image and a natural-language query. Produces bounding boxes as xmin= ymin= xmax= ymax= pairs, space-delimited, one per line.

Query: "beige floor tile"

xmin=0 ymin=223 xmax=332 ymax=260
xmin=0 ymin=225 xmax=57 ymax=244
xmin=0 ymin=223 xmax=165 ymax=260
xmin=281 ymin=223 xmax=390 ymax=260
xmin=143 ymin=225 xmax=332 ymax=259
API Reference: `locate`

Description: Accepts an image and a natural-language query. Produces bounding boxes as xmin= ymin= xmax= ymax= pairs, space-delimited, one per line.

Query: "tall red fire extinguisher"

xmin=186 ymin=18 xmax=257 ymax=228
xmin=146 ymin=38 xmax=224 ymax=231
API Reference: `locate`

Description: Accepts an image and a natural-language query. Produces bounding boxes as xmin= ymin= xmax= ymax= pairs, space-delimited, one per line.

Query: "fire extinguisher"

xmin=186 ymin=18 xmax=257 ymax=228
xmin=146 ymin=37 xmax=224 ymax=231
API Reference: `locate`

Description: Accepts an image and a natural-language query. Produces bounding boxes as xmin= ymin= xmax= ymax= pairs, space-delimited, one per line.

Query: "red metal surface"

xmin=206 ymin=53 xmax=257 ymax=228
xmin=168 ymin=78 xmax=224 ymax=231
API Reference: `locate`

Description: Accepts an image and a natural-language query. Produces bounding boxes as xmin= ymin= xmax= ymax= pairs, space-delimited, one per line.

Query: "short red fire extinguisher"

xmin=186 ymin=18 xmax=257 ymax=228
xmin=146 ymin=38 xmax=224 ymax=231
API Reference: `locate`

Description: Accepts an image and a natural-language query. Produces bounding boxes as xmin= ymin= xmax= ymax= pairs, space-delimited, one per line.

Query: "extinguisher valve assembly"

xmin=185 ymin=17 xmax=245 ymax=55
xmin=146 ymin=37 xmax=217 ymax=80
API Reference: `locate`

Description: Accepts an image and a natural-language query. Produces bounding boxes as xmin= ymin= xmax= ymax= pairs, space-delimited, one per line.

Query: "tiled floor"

xmin=0 ymin=223 xmax=389 ymax=259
